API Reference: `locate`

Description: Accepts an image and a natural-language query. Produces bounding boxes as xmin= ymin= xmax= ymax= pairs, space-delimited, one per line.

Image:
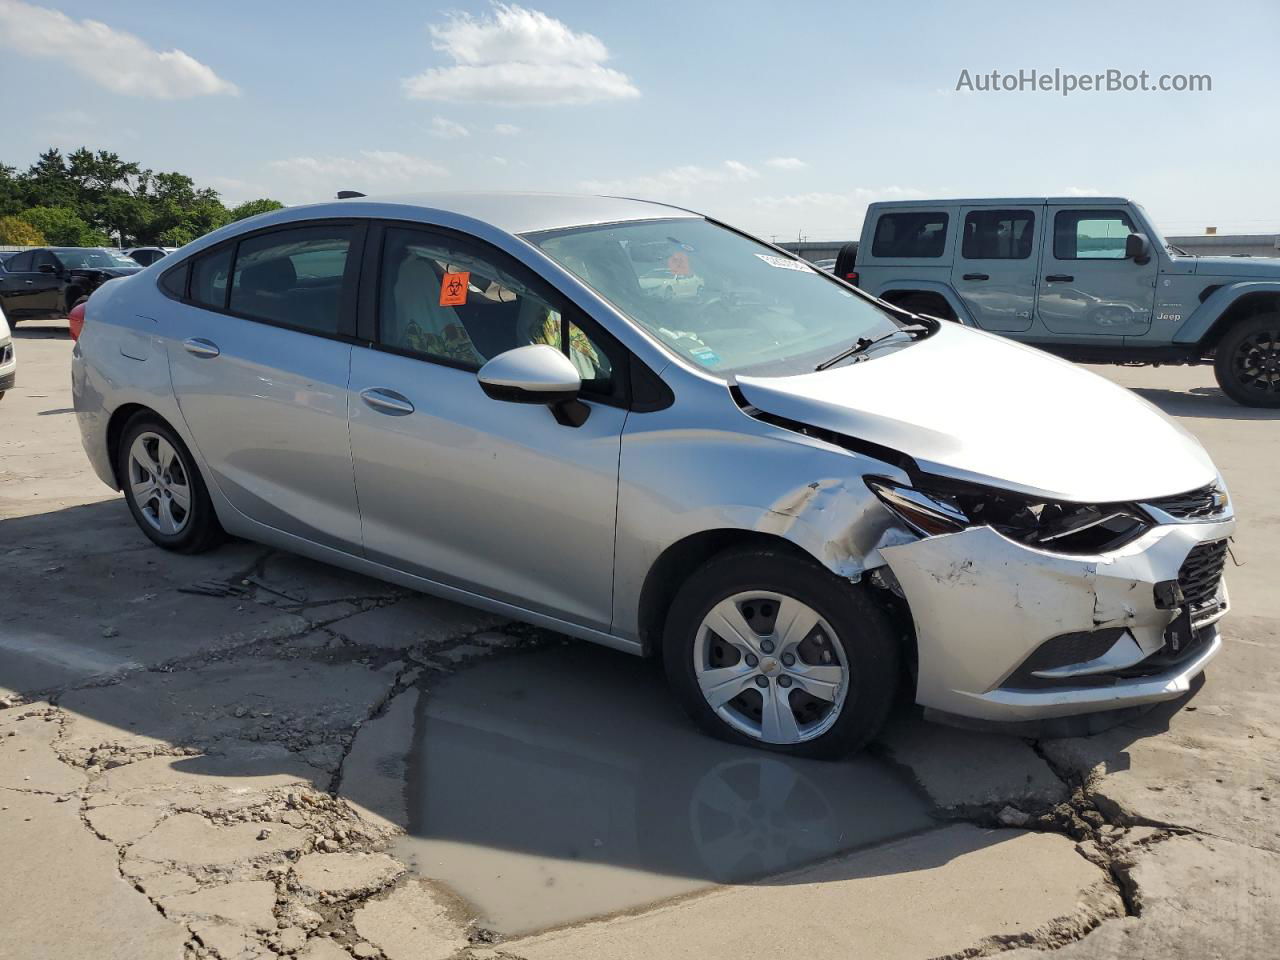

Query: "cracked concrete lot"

xmin=2 ymin=322 xmax=1278 ymax=960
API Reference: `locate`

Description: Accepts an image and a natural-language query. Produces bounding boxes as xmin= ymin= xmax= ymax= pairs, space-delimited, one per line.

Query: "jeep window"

xmin=871 ymin=212 xmax=949 ymax=258
xmin=1053 ymin=210 xmax=1137 ymax=260
xmin=962 ymin=210 xmax=1035 ymax=260
xmin=528 ymin=217 xmax=907 ymax=378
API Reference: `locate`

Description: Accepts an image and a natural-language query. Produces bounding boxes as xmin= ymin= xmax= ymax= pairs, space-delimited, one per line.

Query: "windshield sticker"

xmin=439 ymin=271 xmax=470 ymax=306
xmin=689 ymin=346 xmax=721 ymax=366
xmin=754 ymin=253 xmax=814 ymax=273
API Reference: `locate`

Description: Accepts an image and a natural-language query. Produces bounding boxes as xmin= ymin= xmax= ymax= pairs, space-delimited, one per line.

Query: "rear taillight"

xmin=68 ymin=301 xmax=86 ymax=341
xmin=844 ymin=271 xmax=859 ymax=285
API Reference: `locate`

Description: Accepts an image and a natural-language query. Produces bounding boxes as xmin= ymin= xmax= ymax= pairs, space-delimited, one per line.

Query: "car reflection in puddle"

xmin=395 ymin=644 xmax=935 ymax=935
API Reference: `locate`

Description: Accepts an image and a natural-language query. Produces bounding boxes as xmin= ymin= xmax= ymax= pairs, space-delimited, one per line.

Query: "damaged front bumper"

xmin=880 ymin=517 xmax=1234 ymax=723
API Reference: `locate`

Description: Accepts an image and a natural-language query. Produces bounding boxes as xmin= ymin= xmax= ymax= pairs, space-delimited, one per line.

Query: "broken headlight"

xmin=865 ymin=477 xmax=1151 ymax=554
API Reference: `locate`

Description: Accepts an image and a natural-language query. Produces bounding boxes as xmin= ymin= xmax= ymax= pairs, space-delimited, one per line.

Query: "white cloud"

xmin=490 ymin=156 xmax=509 ymax=166
xmin=766 ymin=157 xmax=807 ymax=170
xmin=493 ymin=123 xmax=521 ymax=136
xmin=402 ymin=4 xmax=639 ymax=106
xmin=430 ymin=117 xmax=470 ymax=139
xmin=582 ymin=161 xmax=757 ymax=198
xmin=0 ymin=0 xmax=237 ymax=98
xmin=1058 ymin=185 xmax=1106 ymax=196
xmin=270 ymin=151 xmax=448 ymax=198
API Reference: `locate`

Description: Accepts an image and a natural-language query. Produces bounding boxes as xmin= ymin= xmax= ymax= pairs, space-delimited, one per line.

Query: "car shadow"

xmin=1130 ymin=384 xmax=1280 ymax=421
xmin=1 ymin=497 xmax=1204 ymax=933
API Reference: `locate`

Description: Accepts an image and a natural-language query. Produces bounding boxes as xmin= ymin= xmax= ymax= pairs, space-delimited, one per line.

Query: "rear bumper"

xmin=881 ymin=517 xmax=1234 ymax=723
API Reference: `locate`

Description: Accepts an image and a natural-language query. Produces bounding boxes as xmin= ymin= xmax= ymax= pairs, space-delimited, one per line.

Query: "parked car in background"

xmin=0 ymin=303 xmax=15 ymax=400
xmin=0 ymin=247 xmax=141 ymax=322
xmin=812 ymin=258 xmax=836 ymax=273
xmin=124 ymin=246 xmax=176 ymax=267
xmin=72 ymin=193 xmax=1233 ymax=758
xmin=845 ymin=197 xmax=1280 ymax=406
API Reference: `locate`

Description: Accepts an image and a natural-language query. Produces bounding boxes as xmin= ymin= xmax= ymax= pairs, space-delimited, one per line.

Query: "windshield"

xmin=527 ymin=218 xmax=906 ymax=377
xmin=55 ymin=249 xmax=140 ymax=270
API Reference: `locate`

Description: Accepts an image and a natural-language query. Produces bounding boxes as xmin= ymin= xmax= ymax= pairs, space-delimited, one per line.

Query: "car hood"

xmin=1190 ymin=256 xmax=1280 ymax=279
xmin=735 ymin=323 xmax=1217 ymax=503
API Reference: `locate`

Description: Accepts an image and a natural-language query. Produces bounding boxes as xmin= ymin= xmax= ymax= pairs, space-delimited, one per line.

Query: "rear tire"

xmin=1213 ymin=314 xmax=1280 ymax=407
xmin=663 ymin=548 xmax=899 ymax=760
xmin=117 ymin=413 xmax=224 ymax=553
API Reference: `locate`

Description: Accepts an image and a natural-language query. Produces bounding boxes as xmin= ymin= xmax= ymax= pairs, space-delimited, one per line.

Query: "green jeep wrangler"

xmin=841 ymin=198 xmax=1280 ymax=406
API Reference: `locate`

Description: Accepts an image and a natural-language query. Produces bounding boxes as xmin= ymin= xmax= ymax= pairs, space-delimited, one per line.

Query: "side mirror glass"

xmin=1124 ymin=233 xmax=1151 ymax=265
xmin=477 ymin=343 xmax=589 ymax=426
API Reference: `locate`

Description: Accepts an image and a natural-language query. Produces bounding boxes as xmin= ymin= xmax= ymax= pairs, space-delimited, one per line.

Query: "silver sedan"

xmin=71 ymin=193 xmax=1234 ymax=757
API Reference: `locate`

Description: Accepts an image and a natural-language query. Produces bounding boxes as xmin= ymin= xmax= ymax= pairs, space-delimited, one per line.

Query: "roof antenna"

xmin=336 ymin=190 xmax=366 ymax=199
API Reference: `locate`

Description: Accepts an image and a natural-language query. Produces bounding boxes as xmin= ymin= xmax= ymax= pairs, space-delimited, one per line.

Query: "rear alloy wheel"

xmin=664 ymin=549 xmax=899 ymax=759
xmin=118 ymin=414 xmax=224 ymax=553
xmin=1214 ymin=313 xmax=1280 ymax=407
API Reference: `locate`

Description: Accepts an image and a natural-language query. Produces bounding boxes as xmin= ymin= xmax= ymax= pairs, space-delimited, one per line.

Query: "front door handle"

xmin=360 ymin=388 xmax=415 ymax=416
xmin=1045 ymin=274 xmax=1074 ymax=283
xmin=183 ymin=338 xmax=220 ymax=358
xmin=962 ymin=273 xmax=989 ymax=281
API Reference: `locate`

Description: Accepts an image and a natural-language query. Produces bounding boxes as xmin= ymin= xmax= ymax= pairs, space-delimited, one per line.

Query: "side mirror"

xmin=1124 ymin=233 xmax=1152 ymax=265
xmin=38 ymin=263 xmax=58 ymax=275
xmin=477 ymin=344 xmax=589 ymax=427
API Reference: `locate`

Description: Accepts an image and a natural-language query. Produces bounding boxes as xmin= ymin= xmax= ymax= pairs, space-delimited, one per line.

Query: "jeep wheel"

xmin=1214 ymin=313 xmax=1280 ymax=407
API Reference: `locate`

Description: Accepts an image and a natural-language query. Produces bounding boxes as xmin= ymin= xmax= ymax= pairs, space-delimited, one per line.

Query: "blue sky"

xmin=2 ymin=0 xmax=1278 ymax=240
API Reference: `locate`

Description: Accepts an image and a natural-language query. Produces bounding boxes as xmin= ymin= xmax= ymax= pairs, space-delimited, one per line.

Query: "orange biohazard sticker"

xmin=439 ymin=271 xmax=470 ymax=306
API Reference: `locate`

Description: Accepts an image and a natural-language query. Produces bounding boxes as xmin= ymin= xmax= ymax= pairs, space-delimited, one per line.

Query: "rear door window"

xmin=871 ymin=212 xmax=949 ymax=258
xmin=228 ymin=226 xmax=353 ymax=335
xmin=6 ymin=251 xmax=33 ymax=272
xmin=961 ymin=210 xmax=1035 ymax=259
xmin=189 ymin=246 xmax=233 ymax=309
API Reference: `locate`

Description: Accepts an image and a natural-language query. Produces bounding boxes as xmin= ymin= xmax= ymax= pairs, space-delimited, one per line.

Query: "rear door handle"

xmin=962 ymin=273 xmax=989 ymax=281
xmin=183 ymin=338 xmax=220 ymax=358
xmin=360 ymin=388 xmax=415 ymax=416
xmin=1045 ymin=274 xmax=1074 ymax=283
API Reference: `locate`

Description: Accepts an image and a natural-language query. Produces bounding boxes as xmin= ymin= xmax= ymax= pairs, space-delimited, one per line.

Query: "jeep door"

xmin=347 ymin=223 xmax=628 ymax=631
xmin=949 ymin=207 xmax=1041 ymax=332
xmin=1035 ymin=206 xmax=1157 ymax=337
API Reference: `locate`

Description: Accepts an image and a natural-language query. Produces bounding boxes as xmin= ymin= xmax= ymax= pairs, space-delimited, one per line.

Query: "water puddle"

xmin=395 ymin=644 xmax=935 ymax=935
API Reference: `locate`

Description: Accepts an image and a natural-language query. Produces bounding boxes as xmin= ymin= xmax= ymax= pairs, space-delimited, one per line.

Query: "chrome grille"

xmin=1147 ymin=484 xmax=1228 ymax=520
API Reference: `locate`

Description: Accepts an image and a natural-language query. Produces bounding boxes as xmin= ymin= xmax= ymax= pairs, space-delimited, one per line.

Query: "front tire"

xmin=663 ymin=549 xmax=900 ymax=760
xmin=1214 ymin=313 xmax=1280 ymax=407
xmin=117 ymin=414 xmax=224 ymax=553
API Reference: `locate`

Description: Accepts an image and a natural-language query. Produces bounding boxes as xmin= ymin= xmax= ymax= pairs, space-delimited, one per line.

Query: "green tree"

xmin=19 ymin=206 xmax=110 ymax=247
xmin=0 ymin=215 xmax=44 ymax=245
xmin=229 ymin=198 xmax=285 ymax=222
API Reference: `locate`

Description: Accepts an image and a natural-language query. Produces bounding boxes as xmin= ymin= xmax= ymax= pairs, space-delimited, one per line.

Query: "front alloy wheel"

xmin=694 ymin=592 xmax=848 ymax=744
xmin=664 ymin=549 xmax=899 ymax=759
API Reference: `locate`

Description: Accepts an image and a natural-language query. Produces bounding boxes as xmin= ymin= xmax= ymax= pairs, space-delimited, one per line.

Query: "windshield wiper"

xmin=814 ymin=325 xmax=927 ymax=371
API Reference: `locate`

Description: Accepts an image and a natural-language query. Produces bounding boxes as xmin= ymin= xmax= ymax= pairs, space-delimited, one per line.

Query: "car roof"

xmin=278 ymin=192 xmax=703 ymax=236
xmin=868 ymin=197 xmax=1131 ymax=208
